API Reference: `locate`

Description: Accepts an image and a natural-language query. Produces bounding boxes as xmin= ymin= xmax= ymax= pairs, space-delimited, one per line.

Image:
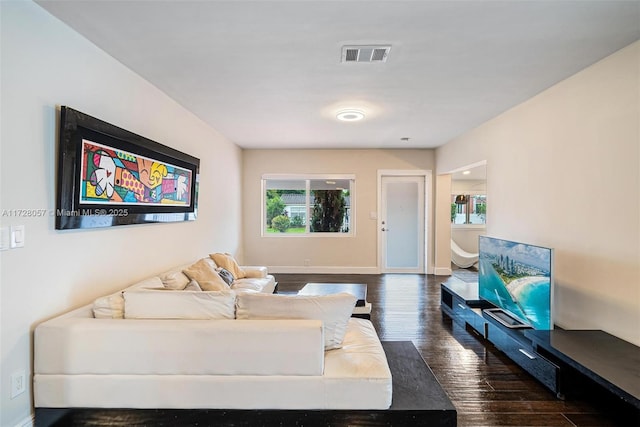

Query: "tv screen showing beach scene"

xmin=479 ymin=236 xmax=553 ymax=330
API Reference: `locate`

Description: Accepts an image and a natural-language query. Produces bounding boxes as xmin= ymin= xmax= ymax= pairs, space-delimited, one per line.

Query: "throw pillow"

xmin=93 ymin=291 xmax=125 ymax=319
xmin=236 ymin=292 xmax=357 ymax=350
xmin=210 ymin=253 xmax=246 ymax=279
xmin=216 ymin=267 xmax=235 ymax=286
xmin=127 ymin=276 xmax=165 ymax=291
xmin=184 ymin=279 xmax=203 ymax=291
xmin=159 ymin=270 xmax=191 ymax=290
xmin=183 ymin=258 xmax=229 ymax=291
xmin=123 ymin=289 xmax=236 ymax=319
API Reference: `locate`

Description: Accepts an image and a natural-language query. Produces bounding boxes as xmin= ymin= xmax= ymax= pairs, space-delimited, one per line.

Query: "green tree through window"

xmin=266 ymin=193 xmax=285 ymax=227
xmin=311 ymin=190 xmax=346 ymax=232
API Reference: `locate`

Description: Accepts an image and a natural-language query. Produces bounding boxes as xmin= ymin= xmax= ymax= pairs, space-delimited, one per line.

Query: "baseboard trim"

xmin=269 ymin=266 xmax=379 ymax=274
xmin=434 ymin=267 xmax=452 ymax=276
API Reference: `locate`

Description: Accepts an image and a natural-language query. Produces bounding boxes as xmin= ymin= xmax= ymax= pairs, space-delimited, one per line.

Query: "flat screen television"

xmin=479 ymin=236 xmax=553 ymax=330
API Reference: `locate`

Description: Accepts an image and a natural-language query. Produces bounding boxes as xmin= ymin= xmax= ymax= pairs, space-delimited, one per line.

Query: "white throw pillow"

xmin=183 ymin=279 xmax=202 ymax=291
xmin=128 ymin=276 xmax=165 ymax=291
xmin=159 ymin=270 xmax=191 ymax=290
xmin=236 ymin=292 xmax=357 ymax=350
xmin=123 ymin=289 xmax=236 ymax=319
xmin=93 ymin=292 xmax=125 ymax=319
xmin=92 ymin=276 xmax=164 ymax=319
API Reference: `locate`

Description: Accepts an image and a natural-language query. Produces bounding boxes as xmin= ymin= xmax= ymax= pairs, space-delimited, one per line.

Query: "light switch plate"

xmin=10 ymin=225 xmax=25 ymax=248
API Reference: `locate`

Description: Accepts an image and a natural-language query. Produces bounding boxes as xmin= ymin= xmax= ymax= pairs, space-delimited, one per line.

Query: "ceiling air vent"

xmin=342 ymin=45 xmax=391 ymax=63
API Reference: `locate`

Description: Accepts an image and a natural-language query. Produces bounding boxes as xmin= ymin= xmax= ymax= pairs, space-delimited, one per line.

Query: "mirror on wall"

xmin=449 ymin=163 xmax=486 ymax=264
xmin=451 ymin=164 xmax=486 ymax=226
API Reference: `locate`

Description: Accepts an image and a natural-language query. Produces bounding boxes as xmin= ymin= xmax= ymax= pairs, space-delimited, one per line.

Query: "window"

xmin=451 ymin=194 xmax=486 ymax=225
xmin=263 ymin=175 xmax=354 ymax=236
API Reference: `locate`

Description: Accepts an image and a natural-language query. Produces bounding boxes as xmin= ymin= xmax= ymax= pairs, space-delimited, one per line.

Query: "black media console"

xmin=526 ymin=329 xmax=640 ymax=409
xmin=439 ymin=277 xmax=492 ymax=337
xmin=441 ymin=278 xmax=640 ymax=410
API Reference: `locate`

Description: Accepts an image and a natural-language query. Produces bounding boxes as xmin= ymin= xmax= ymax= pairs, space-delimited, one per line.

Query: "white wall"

xmin=0 ymin=2 xmax=243 ymax=425
xmin=242 ymin=149 xmax=435 ymax=272
xmin=436 ymin=41 xmax=640 ymax=345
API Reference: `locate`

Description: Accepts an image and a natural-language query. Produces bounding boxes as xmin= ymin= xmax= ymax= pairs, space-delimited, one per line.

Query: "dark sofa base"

xmin=35 ymin=341 xmax=456 ymax=427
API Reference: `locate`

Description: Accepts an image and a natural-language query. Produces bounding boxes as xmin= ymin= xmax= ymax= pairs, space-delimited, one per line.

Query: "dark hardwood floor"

xmin=277 ymin=272 xmax=639 ymax=427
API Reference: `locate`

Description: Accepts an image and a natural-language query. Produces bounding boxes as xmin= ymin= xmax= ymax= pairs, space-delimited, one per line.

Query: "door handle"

xmin=381 ymin=228 xmax=390 ymax=231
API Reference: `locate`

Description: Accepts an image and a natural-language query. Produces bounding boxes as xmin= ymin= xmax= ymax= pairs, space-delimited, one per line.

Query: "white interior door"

xmin=381 ymin=176 xmax=425 ymax=273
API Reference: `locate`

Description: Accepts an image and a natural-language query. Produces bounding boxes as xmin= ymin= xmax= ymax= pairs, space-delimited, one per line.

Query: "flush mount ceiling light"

xmin=336 ymin=109 xmax=365 ymax=122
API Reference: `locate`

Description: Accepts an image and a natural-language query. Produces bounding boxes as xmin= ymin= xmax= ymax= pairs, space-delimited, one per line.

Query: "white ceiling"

xmin=36 ymin=0 xmax=639 ymax=150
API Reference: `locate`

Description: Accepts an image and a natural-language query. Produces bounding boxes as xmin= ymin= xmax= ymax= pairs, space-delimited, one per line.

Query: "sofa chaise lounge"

xmin=33 ymin=256 xmax=393 ymax=410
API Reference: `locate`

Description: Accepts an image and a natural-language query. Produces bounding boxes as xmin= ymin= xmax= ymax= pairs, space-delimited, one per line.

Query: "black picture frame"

xmin=55 ymin=106 xmax=200 ymax=230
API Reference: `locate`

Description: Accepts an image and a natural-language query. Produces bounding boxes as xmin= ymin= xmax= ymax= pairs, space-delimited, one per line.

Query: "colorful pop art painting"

xmin=56 ymin=106 xmax=199 ymax=230
xmin=80 ymin=140 xmax=192 ymax=206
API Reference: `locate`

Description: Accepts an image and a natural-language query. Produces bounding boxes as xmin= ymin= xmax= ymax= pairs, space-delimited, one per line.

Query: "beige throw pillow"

xmin=183 ymin=258 xmax=229 ymax=291
xmin=210 ymin=253 xmax=246 ymax=279
xmin=236 ymin=292 xmax=357 ymax=350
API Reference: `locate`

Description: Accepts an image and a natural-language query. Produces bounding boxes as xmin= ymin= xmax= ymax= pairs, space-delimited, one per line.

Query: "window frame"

xmin=261 ymin=173 xmax=355 ymax=237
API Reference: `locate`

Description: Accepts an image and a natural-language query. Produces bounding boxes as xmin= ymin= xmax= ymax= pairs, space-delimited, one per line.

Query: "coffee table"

xmin=298 ymin=282 xmax=371 ymax=319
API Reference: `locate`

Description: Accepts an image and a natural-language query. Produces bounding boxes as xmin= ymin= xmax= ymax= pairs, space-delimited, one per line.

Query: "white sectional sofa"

xmin=34 ymin=256 xmax=392 ymax=410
